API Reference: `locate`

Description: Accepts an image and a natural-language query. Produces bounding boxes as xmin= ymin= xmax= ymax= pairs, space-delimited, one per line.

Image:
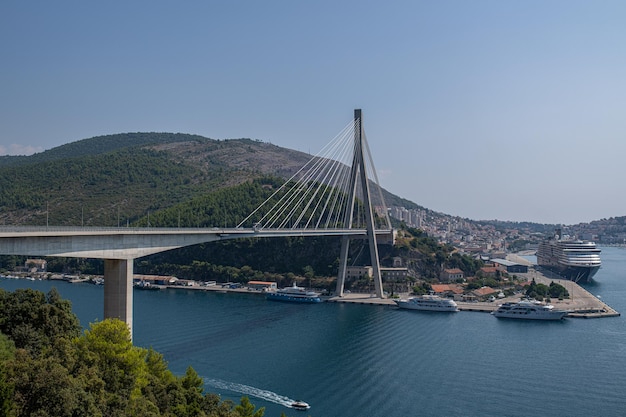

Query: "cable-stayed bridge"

xmin=0 ymin=109 xmax=393 ymax=337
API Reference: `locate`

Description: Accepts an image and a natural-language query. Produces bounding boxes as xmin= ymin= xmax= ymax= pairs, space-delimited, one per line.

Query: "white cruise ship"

xmin=536 ymin=229 xmax=601 ymax=283
xmin=492 ymin=300 xmax=567 ymax=320
xmin=394 ymin=294 xmax=459 ymax=312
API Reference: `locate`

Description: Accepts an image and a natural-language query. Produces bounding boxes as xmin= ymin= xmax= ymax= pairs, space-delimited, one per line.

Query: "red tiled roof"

xmin=431 ymin=284 xmax=464 ymax=294
xmin=472 ymin=286 xmax=497 ymax=296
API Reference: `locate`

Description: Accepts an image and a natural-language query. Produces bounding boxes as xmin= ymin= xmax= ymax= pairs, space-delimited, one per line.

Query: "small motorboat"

xmin=291 ymin=400 xmax=310 ymax=411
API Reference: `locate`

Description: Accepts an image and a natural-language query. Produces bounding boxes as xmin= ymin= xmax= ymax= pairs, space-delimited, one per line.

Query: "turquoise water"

xmin=2 ymin=247 xmax=626 ymax=417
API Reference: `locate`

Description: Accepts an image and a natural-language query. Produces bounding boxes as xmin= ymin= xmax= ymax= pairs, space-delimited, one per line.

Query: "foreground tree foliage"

xmin=0 ymin=288 xmax=264 ymax=417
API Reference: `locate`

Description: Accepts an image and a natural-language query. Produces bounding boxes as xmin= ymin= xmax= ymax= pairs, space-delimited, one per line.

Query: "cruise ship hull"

xmin=540 ymin=264 xmax=601 ymax=283
xmin=536 ymin=233 xmax=601 ymax=283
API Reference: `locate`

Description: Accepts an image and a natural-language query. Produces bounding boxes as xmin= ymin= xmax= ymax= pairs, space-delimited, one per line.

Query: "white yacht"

xmin=394 ymin=294 xmax=459 ymax=312
xmin=266 ymin=283 xmax=321 ymax=303
xmin=492 ymin=300 xmax=567 ymax=320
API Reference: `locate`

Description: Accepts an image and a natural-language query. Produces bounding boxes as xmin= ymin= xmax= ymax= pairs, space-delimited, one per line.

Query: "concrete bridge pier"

xmin=103 ymin=259 xmax=134 ymax=337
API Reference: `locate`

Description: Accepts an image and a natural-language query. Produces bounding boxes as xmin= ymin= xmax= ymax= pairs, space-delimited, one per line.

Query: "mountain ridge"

xmin=0 ymin=132 xmax=423 ymax=226
xmin=1 ymin=132 xmax=624 ymax=241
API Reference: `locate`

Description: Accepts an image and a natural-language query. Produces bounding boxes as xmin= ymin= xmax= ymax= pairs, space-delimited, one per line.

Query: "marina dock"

xmin=5 ymin=264 xmax=619 ymax=318
xmin=526 ymin=270 xmax=620 ymax=318
xmin=327 ymin=266 xmax=620 ymax=318
xmin=166 ymin=265 xmax=619 ymax=318
xmin=508 ymin=253 xmax=620 ymax=318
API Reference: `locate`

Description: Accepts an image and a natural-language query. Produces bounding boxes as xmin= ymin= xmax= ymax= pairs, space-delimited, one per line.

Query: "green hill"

xmin=0 ymin=132 xmax=465 ymax=287
xmin=0 ymin=132 xmax=421 ymax=226
xmin=0 ymin=133 xmax=312 ymax=226
xmin=0 ymin=133 xmax=209 ymax=168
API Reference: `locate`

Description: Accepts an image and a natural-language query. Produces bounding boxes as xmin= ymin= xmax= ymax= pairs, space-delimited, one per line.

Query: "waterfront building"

xmin=173 ymin=279 xmax=197 ymax=287
xmin=479 ymin=266 xmax=498 ymax=277
xmin=247 ymin=281 xmax=277 ymax=291
xmin=440 ymin=268 xmax=464 ymax=282
xmin=345 ymin=266 xmax=373 ymax=280
xmin=381 ymin=267 xmax=409 ymax=280
xmin=490 ymin=258 xmax=528 ymax=274
xmin=471 ymin=286 xmax=498 ymax=300
xmin=25 ymin=258 xmax=47 ymax=273
xmin=133 ymin=274 xmax=178 ymax=286
xmin=431 ymin=284 xmax=464 ymax=299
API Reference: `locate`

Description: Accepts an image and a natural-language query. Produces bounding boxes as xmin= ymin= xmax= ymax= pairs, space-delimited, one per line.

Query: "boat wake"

xmin=204 ymin=377 xmax=297 ymax=408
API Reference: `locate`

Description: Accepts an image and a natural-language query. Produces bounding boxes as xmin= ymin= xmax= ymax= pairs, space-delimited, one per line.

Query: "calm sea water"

xmin=2 ymin=247 xmax=626 ymax=417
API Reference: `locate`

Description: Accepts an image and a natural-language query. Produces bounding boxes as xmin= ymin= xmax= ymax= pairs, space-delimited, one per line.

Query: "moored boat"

xmin=394 ymin=294 xmax=459 ymax=312
xmin=492 ymin=300 xmax=567 ymax=320
xmin=536 ymin=229 xmax=601 ymax=283
xmin=266 ymin=283 xmax=321 ymax=303
xmin=134 ymin=280 xmax=161 ymax=290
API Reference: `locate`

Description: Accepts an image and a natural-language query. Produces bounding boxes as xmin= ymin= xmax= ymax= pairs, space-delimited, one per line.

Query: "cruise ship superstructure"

xmin=536 ymin=229 xmax=601 ymax=283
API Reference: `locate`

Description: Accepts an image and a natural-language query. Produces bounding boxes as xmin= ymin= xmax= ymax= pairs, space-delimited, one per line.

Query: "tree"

xmin=9 ymin=350 xmax=83 ymax=417
xmin=411 ymin=281 xmax=432 ymax=295
xmin=303 ymin=265 xmax=314 ymax=279
xmin=234 ymin=396 xmax=264 ymax=417
xmin=549 ymin=281 xmax=570 ymax=299
xmin=0 ymin=332 xmax=15 ymax=416
xmin=445 ymin=252 xmax=483 ymax=277
xmin=179 ymin=366 xmax=205 ymax=415
xmin=0 ymin=332 xmax=15 ymax=362
xmin=0 ymin=288 xmax=262 ymax=417
xmin=75 ymin=319 xmax=148 ymax=415
xmin=525 ymin=278 xmax=550 ymax=301
xmin=0 ymin=288 xmax=81 ymax=355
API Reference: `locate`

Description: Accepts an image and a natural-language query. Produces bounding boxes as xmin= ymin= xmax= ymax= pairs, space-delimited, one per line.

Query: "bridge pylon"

xmin=335 ymin=109 xmax=384 ymax=298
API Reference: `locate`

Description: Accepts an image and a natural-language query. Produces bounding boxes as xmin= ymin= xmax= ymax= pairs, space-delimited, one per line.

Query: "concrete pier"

xmin=327 ymin=294 xmax=397 ymax=305
xmin=525 ymin=270 xmax=620 ymax=318
xmin=327 ymin=268 xmax=620 ymax=318
xmin=103 ymin=259 xmax=134 ymax=335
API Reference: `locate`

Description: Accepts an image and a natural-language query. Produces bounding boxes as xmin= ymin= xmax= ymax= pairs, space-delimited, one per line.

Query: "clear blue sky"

xmin=2 ymin=1 xmax=625 ymax=225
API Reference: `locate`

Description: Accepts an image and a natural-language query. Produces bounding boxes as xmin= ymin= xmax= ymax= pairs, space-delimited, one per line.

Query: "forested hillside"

xmin=0 ymin=133 xmax=210 ymax=168
xmin=0 ymin=131 xmax=474 ymax=287
xmin=0 ymin=133 xmax=310 ymax=226
xmin=0 ymin=132 xmax=423 ymax=226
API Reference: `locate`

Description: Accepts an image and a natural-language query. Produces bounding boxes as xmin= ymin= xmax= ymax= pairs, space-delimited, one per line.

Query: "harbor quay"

xmin=131 ymin=252 xmax=619 ymax=318
xmin=327 ymin=268 xmax=620 ymax=318
xmin=519 ymin=270 xmax=620 ymax=318
xmin=3 ymin=268 xmax=619 ymax=318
